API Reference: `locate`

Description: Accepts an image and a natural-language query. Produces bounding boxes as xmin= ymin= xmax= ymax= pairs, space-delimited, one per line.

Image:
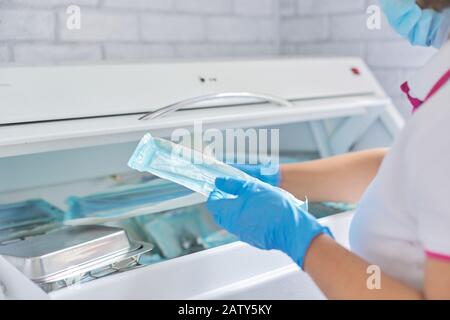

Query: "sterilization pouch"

xmin=128 ymin=134 xmax=307 ymax=209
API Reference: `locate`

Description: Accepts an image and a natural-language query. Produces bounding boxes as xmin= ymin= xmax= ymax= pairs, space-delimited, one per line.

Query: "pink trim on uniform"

xmin=425 ymin=69 xmax=450 ymax=101
xmin=401 ymin=69 xmax=450 ymax=113
xmin=425 ymin=251 xmax=450 ymax=262
xmin=400 ymin=82 xmax=424 ymax=113
xmin=402 ymin=70 xmax=450 ymax=261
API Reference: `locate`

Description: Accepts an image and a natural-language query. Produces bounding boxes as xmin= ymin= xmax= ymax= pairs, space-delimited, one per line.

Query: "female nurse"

xmin=207 ymin=0 xmax=450 ymax=299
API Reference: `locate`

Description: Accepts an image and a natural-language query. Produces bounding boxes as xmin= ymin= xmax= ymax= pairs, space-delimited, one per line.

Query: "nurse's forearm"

xmin=280 ymin=148 xmax=387 ymax=203
xmin=303 ymin=235 xmax=423 ymax=300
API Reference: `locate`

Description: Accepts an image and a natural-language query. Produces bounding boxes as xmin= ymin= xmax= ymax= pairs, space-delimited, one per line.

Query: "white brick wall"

xmin=0 ymin=45 xmax=10 ymax=62
xmin=104 ymin=43 xmax=175 ymax=60
xmin=13 ymin=44 xmax=102 ymax=63
xmin=280 ymin=0 xmax=438 ymax=117
xmin=234 ymin=0 xmax=275 ymax=17
xmin=0 ymin=0 xmax=441 ymax=117
xmin=206 ymin=16 xmax=275 ymax=42
xmin=0 ymin=10 xmax=55 ymax=40
xmin=174 ymin=0 xmax=232 ymax=14
xmin=141 ymin=14 xmax=205 ymax=42
xmin=58 ymin=10 xmax=140 ymax=42
xmin=103 ymin=0 xmax=172 ymax=10
xmin=7 ymin=0 xmax=99 ymax=7
xmin=281 ymin=17 xmax=329 ymax=42
xmin=0 ymin=0 xmax=279 ymax=63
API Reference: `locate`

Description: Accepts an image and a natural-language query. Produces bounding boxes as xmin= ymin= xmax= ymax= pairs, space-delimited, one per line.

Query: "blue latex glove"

xmin=231 ymin=163 xmax=281 ymax=187
xmin=207 ymin=177 xmax=333 ymax=269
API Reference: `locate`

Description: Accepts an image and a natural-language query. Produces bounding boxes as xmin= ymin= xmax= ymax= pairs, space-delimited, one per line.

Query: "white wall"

xmin=0 ymin=0 xmax=439 ymax=117
xmin=0 ymin=0 xmax=279 ymax=63
xmin=280 ymin=0 xmax=437 ymax=117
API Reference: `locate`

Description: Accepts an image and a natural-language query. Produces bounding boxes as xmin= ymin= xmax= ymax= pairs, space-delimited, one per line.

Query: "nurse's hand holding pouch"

xmin=207 ymin=177 xmax=332 ymax=269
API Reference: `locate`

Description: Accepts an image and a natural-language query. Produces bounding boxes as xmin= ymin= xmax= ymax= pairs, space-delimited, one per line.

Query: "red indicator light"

xmin=351 ymin=67 xmax=361 ymax=75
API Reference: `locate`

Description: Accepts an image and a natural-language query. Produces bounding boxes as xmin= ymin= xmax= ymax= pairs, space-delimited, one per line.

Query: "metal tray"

xmin=0 ymin=225 xmax=153 ymax=283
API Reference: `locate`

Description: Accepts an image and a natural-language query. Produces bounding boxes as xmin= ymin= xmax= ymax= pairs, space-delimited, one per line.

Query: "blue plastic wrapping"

xmin=128 ymin=134 xmax=250 ymax=197
xmin=66 ymin=179 xmax=194 ymax=220
xmin=128 ymin=134 xmax=307 ymax=210
xmin=0 ymin=199 xmax=64 ymax=242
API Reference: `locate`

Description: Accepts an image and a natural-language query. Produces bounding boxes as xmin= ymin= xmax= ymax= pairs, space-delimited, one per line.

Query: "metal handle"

xmin=138 ymin=92 xmax=293 ymax=120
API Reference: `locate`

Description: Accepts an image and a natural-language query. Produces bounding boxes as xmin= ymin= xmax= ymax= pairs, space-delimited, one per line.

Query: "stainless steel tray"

xmin=0 ymin=225 xmax=153 ymax=283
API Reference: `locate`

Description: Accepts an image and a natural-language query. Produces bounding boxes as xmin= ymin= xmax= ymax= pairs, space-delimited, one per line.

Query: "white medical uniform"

xmin=349 ymin=41 xmax=450 ymax=290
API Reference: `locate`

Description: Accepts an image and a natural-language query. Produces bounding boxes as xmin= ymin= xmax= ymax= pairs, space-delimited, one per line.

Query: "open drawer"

xmin=0 ymin=211 xmax=353 ymax=300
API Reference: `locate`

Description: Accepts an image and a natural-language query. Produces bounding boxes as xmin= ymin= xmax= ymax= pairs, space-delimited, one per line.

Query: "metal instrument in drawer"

xmin=0 ymin=225 xmax=152 ymax=291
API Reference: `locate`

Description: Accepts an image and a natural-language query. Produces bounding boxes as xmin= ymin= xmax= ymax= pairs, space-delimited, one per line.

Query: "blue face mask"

xmin=380 ymin=0 xmax=450 ymax=48
xmin=436 ymin=9 xmax=450 ymax=47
